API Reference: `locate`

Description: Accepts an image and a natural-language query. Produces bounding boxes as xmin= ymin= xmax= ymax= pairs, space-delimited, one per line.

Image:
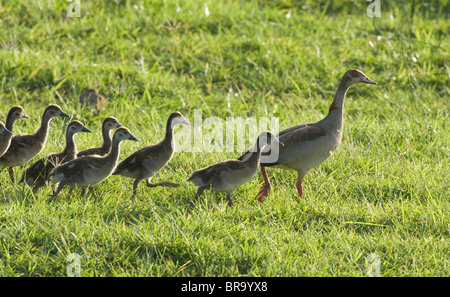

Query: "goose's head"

xmin=103 ymin=117 xmax=122 ymax=131
xmin=44 ymin=104 xmax=70 ymax=118
xmin=345 ymin=69 xmax=376 ymax=85
xmin=0 ymin=122 xmax=12 ymax=136
xmin=67 ymin=120 xmax=91 ymax=135
xmin=113 ymin=127 xmax=138 ymax=142
xmin=8 ymin=106 xmax=29 ymax=120
xmin=257 ymin=131 xmax=283 ymax=148
xmin=169 ymin=112 xmax=190 ymax=129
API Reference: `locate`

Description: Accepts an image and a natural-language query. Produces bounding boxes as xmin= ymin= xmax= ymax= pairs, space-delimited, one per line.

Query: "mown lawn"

xmin=0 ymin=0 xmax=448 ymax=276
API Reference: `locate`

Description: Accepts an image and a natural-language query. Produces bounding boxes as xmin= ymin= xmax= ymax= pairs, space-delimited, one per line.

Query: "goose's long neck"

xmin=62 ymin=131 xmax=77 ymax=159
xmin=321 ymin=78 xmax=352 ymax=132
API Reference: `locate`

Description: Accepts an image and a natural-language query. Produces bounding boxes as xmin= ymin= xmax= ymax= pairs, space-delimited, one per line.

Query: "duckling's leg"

xmin=296 ymin=178 xmax=303 ymax=198
xmin=8 ymin=167 xmax=15 ymax=183
xmin=131 ymin=179 xmax=141 ymax=199
xmin=189 ymin=185 xmax=208 ymax=208
xmin=256 ymin=166 xmax=271 ymax=202
xmin=226 ymin=193 xmax=234 ymax=207
xmin=48 ymin=182 xmax=66 ymax=203
xmin=80 ymin=188 xmax=87 ymax=196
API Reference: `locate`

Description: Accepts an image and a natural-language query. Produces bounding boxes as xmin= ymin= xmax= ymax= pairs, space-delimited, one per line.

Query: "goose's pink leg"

xmin=296 ymin=178 xmax=303 ymax=198
xmin=256 ymin=166 xmax=271 ymax=202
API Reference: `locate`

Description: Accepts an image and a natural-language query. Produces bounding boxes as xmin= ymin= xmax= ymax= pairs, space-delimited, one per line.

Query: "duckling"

xmin=0 ymin=106 xmax=29 ymax=157
xmin=188 ymin=131 xmax=283 ymax=207
xmin=48 ymin=127 xmax=138 ymax=202
xmin=113 ymin=112 xmax=190 ymax=198
xmin=19 ymin=121 xmax=91 ymax=193
xmin=77 ymin=117 xmax=121 ymax=157
xmin=79 ymin=88 xmax=107 ymax=111
xmin=0 ymin=104 xmax=69 ymax=182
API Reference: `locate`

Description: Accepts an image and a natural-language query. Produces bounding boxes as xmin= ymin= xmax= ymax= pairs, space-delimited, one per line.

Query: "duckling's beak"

xmin=128 ymin=134 xmax=139 ymax=142
xmin=23 ymin=113 xmax=30 ymax=119
xmin=361 ymin=76 xmax=377 ymax=85
xmin=82 ymin=127 xmax=92 ymax=133
xmin=60 ymin=111 xmax=70 ymax=117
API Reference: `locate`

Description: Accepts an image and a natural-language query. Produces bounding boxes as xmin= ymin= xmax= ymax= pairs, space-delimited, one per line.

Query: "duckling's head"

xmin=103 ymin=117 xmax=122 ymax=131
xmin=344 ymin=69 xmax=376 ymax=85
xmin=0 ymin=122 xmax=12 ymax=136
xmin=67 ymin=120 xmax=91 ymax=136
xmin=8 ymin=106 xmax=29 ymax=120
xmin=169 ymin=112 xmax=190 ymax=129
xmin=44 ymin=104 xmax=70 ymax=118
xmin=113 ymin=127 xmax=138 ymax=143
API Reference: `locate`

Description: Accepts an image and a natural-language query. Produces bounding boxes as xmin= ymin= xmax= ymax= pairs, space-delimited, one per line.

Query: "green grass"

xmin=0 ymin=0 xmax=449 ymax=276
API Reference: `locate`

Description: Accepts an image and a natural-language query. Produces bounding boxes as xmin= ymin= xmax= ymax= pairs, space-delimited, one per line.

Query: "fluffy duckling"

xmin=79 ymin=88 xmax=107 ymax=111
xmin=48 ymin=127 xmax=138 ymax=202
xmin=188 ymin=131 xmax=282 ymax=207
xmin=0 ymin=104 xmax=69 ymax=182
xmin=113 ymin=112 xmax=190 ymax=198
xmin=19 ymin=121 xmax=91 ymax=193
xmin=77 ymin=117 xmax=121 ymax=157
xmin=0 ymin=106 xmax=29 ymax=157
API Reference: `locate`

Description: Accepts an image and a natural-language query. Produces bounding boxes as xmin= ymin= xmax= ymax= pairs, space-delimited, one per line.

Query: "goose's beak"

xmin=361 ymin=76 xmax=377 ymax=85
xmin=82 ymin=127 xmax=92 ymax=133
xmin=181 ymin=117 xmax=190 ymax=125
xmin=23 ymin=113 xmax=30 ymax=119
xmin=273 ymin=137 xmax=284 ymax=147
xmin=60 ymin=111 xmax=70 ymax=117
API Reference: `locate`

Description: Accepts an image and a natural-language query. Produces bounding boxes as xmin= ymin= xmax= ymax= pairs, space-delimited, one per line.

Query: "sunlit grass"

xmin=0 ymin=0 xmax=448 ymax=276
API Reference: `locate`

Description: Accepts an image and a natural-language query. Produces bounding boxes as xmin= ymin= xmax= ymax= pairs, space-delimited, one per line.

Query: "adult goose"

xmin=48 ymin=127 xmax=138 ymax=202
xmin=19 ymin=121 xmax=91 ymax=193
xmin=113 ymin=112 xmax=190 ymax=198
xmin=0 ymin=106 xmax=29 ymax=157
xmin=188 ymin=131 xmax=282 ymax=207
xmin=238 ymin=69 xmax=376 ymax=201
xmin=77 ymin=117 xmax=121 ymax=157
xmin=0 ymin=104 xmax=69 ymax=182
